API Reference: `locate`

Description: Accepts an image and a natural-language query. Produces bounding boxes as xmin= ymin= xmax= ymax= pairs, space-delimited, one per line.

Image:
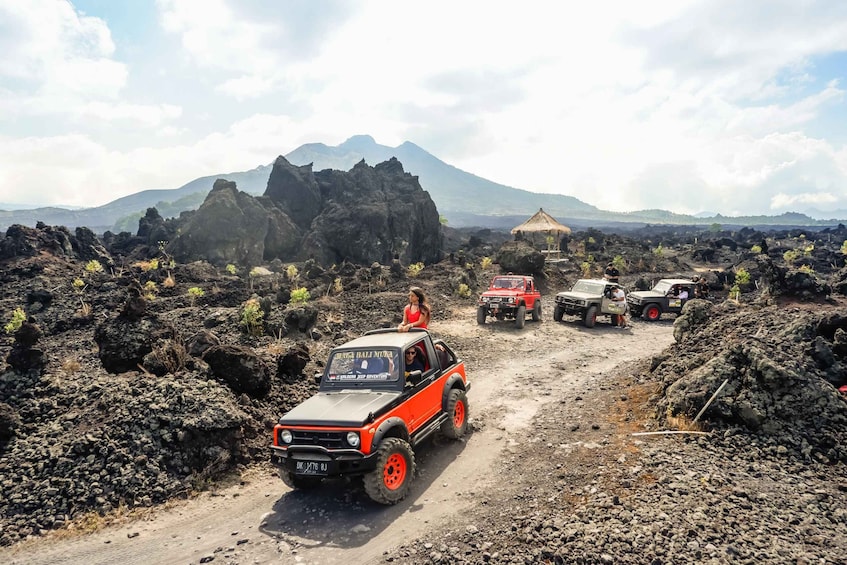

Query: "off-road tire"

xmin=278 ymin=468 xmax=323 ymax=490
xmin=553 ymin=305 xmax=563 ymax=322
xmin=440 ymin=388 xmax=469 ymax=439
xmin=532 ymin=301 xmax=542 ymax=322
xmin=515 ymin=305 xmax=526 ymax=329
xmin=477 ymin=306 xmax=487 ymax=325
xmin=645 ymin=304 xmax=662 ymax=321
xmin=583 ymin=305 xmax=597 ymax=328
xmin=363 ymin=437 xmax=416 ymax=505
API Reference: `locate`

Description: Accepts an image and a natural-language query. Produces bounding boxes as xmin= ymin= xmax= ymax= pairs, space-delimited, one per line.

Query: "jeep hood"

xmin=629 ymin=290 xmax=664 ymax=299
xmin=481 ymin=289 xmax=520 ymax=298
xmin=279 ymin=390 xmax=402 ymax=427
xmin=556 ymin=291 xmax=595 ymax=300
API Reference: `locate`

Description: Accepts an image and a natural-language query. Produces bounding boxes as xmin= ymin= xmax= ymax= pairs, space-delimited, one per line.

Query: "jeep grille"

xmin=290 ymin=430 xmax=346 ymax=449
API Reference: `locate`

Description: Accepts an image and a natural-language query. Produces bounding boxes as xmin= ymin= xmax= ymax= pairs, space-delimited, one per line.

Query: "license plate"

xmin=295 ymin=460 xmax=328 ymax=475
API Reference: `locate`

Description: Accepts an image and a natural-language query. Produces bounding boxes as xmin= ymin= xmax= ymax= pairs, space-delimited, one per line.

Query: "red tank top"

xmin=405 ymin=304 xmax=428 ymax=329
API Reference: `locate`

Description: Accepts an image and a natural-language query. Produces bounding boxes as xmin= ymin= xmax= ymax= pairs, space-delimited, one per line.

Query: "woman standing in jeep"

xmin=398 ymin=287 xmax=430 ymax=332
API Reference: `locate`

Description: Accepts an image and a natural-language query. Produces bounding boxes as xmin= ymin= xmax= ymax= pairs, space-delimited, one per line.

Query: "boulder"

xmin=203 ymin=344 xmax=271 ymax=397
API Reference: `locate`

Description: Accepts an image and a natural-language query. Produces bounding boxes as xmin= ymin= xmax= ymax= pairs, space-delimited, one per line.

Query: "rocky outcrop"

xmin=495 ymin=240 xmax=545 ymax=275
xmin=167 ymin=179 xmax=299 ymax=267
xmin=166 ymin=157 xmax=443 ymax=268
xmin=657 ymin=302 xmax=847 ymax=462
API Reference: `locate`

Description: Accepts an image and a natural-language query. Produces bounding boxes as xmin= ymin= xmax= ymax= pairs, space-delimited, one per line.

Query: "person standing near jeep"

xmin=611 ymin=285 xmax=627 ymax=328
xmin=398 ymin=287 xmax=430 ymax=332
xmin=604 ymin=262 xmax=620 ymax=283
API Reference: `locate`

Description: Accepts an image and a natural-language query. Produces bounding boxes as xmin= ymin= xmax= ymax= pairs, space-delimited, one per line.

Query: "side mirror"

xmin=407 ymin=370 xmax=423 ymax=386
xmin=313 ymin=372 xmax=322 ymax=385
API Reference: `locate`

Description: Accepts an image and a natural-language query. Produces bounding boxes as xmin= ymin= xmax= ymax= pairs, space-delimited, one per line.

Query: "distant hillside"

xmin=1 ymin=136 xmax=842 ymax=233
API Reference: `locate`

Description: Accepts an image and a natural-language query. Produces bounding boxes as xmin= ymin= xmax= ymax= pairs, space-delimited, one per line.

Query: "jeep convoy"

xmin=626 ymin=278 xmax=698 ymax=320
xmin=477 ymin=274 xmax=541 ymax=328
xmin=552 ymin=278 xmax=627 ymax=328
xmin=271 ymin=329 xmax=470 ymax=505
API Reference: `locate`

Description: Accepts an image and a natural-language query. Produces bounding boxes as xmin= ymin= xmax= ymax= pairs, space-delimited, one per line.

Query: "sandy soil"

xmin=0 ymin=302 xmax=676 ymax=565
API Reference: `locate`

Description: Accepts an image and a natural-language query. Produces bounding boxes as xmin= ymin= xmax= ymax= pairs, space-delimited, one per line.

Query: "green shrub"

xmin=841 ymin=240 xmax=847 ymax=255
xmin=407 ymin=262 xmax=424 ymax=277
xmin=240 ymin=299 xmax=264 ymax=336
xmin=612 ymin=255 xmax=626 ymax=271
xmin=72 ymin=278 xmax=85 ymax=292
xmin=226 ymin=264 xmax=237 ymax=275
xmin=735 ymin=267 xmax=751 ymax=285
xmin=4 ymin=307 xmax=26 ymax=334
xmin=480 ymin=256 xmax=493 ymax=269
xmin=798 ymin=265 xmax=814 ymax=275
xmin=85 ymin=259 xmax=104 ymax=273
xmin=751 ymin=245 xmax=762 ymax=254
xmin=332 ymin=278 xmax=343 ymax=294
xmin=286 ymin=265 xmax=299 ymax=281
xmin=290 ymin=287 xmax=311 ymax=304
xmin=457 ymin=283 xmax=471 ymax=298
xmin=188 ymin=287 xmax=205 ymax=305
xmin=783 ymin=249 xmax=800 ymax=264
xmin=653 ymin=244 xmax=664 ymax=257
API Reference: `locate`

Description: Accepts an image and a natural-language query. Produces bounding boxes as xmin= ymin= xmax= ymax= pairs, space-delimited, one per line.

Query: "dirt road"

xmin=1 ymin=305 xmax=677 ymax=565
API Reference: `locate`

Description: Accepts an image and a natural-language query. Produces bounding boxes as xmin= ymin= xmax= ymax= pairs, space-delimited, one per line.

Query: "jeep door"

xmin=402 ymin=341 xmax=443 ymax=432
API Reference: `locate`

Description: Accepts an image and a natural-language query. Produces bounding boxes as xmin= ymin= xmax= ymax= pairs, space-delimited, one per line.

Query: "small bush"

xmin=4 ymin=307 xmax=26 ymax=334
xmin=85 ymin=260 xmax=104 ymax=273
xmin=286 ymin=265 xmax=299 ymax=281
xmin=480 ymin=256 xmax=493 ymax=269
xmin=798 ymin=264 xmax=814 ymax=275
xmin=783 ymin=249 xmax=800 ymax=264
xmin=457 ymin=283 xmax=471 ymax=298
xmin=751 ymin=245 xmax=762 ymax=254
xmin=841 ymin=240 xmax=847 ymax=255
xmin=290 ymin=287 xmax=311 ymax=304
xmin=226 ymin=264 xmax=237 ymax=275
xmin=612 ymin=255 xmax=626 ymax=272
xmin=187 ymin=287 xmax=205 ymax=305
xmin=241 ymin=299 xmax=264 ymax=336
xmin=407 ymin=262 xmax=424 ymax=277
xmin=332 ymin=278 xmax=343 ymax=294
xmin=72 ymin=278 xmax=85 ymax=292
xmin=735 ymin=267 xmax=751 ymax=286
xmin=653 ymin=244 xmax=664 ymax=257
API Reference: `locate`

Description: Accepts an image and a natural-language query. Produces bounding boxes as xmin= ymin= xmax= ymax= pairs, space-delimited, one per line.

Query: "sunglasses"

xmin=405 ymin=350 xmax=416 ymax=356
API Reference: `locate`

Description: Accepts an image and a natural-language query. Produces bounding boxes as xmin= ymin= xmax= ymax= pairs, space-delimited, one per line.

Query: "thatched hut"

xmin=511 ymin=208 xmax=571 ymax=260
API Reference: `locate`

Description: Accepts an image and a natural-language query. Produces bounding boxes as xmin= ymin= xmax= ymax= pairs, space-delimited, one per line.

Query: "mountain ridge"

xmin=1 ymin=136 xmax=843 ymax=233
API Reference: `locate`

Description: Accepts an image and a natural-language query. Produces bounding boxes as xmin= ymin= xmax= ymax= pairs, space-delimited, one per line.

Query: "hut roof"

xmin=510 ymin=208 xmax=571 ymax=235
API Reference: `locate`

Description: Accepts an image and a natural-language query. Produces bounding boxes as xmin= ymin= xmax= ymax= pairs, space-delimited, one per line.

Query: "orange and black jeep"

xmin=477 ymin=274 xmax=542 ymax=328
xmin=271 ymin=328 xmax=471 ymax=504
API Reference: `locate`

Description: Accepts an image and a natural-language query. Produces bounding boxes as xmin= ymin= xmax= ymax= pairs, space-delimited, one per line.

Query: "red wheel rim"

xmin=647 ymin=307 xmax=659 ymax=320
xmin=383 ymin=453 xmax=407 ymax=490
xmin=453 ymin=401 xmax=465 ymax=427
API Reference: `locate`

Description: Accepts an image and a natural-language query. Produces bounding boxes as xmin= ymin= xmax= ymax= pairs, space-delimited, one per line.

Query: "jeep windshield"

xmin=653 ymin=281 xmax=673 ymax=294
xmin=570 ymin=280 xmax=607 ymax=294
xmin=324 ymin=348 xmax=400 ymax=388
xmin=490 ymin=277 xmax=524 ymax=290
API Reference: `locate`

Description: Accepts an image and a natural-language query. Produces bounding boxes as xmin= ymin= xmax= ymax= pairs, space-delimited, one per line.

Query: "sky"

xmin=2 ymin=0 xmax=847 ymax=218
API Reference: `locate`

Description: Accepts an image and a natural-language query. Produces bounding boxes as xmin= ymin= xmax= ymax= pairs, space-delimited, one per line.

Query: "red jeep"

xmin=271 ymin=329 xmax=471 ymax=504
xmin=477 ymin=274 xmax=542 ymax=328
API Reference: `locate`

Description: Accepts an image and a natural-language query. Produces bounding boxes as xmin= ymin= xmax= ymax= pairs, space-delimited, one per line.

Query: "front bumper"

xmin=270 ymin=444 xmax=379 ymax=478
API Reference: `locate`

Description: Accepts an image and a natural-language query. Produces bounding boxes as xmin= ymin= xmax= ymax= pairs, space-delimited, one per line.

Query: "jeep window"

xmin=492 ymin=277 xmax=512 ymax=289
xmin=653 ymin=281 xmax=673 ymax=294
xmin=571 ymin=280 xmax=607 ymax=294
xmin=325 ymin=348 xmax=400 ymax=385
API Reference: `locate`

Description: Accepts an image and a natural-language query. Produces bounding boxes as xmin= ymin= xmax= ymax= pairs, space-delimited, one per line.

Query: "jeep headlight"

xmin=346 ymin=432 xmax=360 ymax=448
xmin=279 ymin=429 xmax=293 ymax=444
xmin=505 ymin=297 xmax=515 ymax=303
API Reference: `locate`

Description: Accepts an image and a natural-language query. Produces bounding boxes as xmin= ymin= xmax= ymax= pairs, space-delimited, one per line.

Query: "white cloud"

xmin=3 ymin=0 xmax=847 ymax=219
